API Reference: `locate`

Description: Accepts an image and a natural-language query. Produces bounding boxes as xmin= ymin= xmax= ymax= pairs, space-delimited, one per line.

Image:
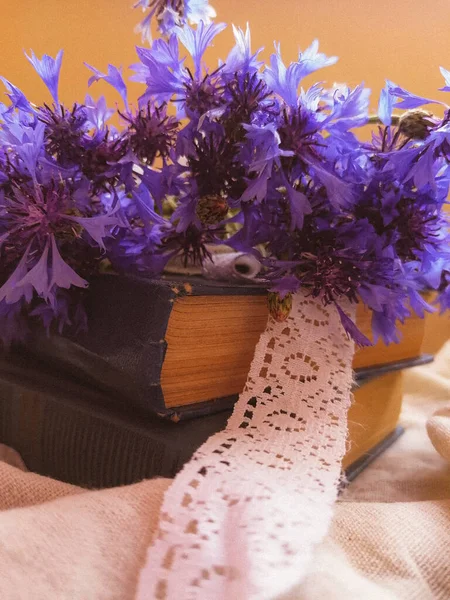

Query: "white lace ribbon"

xmin=137 ymin=288 xmax=355 ymax=599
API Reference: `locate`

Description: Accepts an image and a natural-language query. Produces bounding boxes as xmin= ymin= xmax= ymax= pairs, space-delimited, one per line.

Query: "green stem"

xmin=367 ymin=115 xmax=400 ymax=126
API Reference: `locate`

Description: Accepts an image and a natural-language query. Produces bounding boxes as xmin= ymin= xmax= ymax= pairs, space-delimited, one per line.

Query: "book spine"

xmin=0 ymin=358 xmax=403 ymax=489
xmin=159 ymin=354 xmax=434 ymax=420
xmin=20 ymin=274 xmax=176 ymax=414
xmin=15 ymin=272 xmax=434 ymax=421
xmin=157 ymin=395 xmax=236 ymax=422
xmin=0 ymin=358 xmax=231 ymax=487
xmin=17 ymin=274 xmax=268 ymax=418
xmin=354 ymin=354 xmax=433 ymax=381
xmin=0 ymin=372 xmax=184 ymax=486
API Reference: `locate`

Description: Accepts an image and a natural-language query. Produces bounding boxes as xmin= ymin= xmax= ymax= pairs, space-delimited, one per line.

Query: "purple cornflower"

xmin=0 ymin=16 xmax=449 ymax=348
xmin=25 ymin=50 xmax=64 ymax=105
xmin=188 ymin=127 xmax=246 ymax=199
xmin=0 ymin=174 xmax=119 ymax=299
xmin=264 ymin=41 xmax=337 ymax=107
xmin=131 ymin=37 xmax=188 ymax=107
xmin=37 ymin=103 xmax=88 ymax=165
xmin=79 ymin=133 xmax=130 ymax=192
xmin=438 ymin=270 xmax=450 ymax=313
xmin=161 ymin=223 xmax=218 ymax=267
xmin=134 ymin=0 xmax=216 ymax=42
xmin=85 ymin=62 xmax=129 ymax=111
xmin=119 ymin=101 xmax=179 ymax=164
xmin=222 ymin=24 xmax=263 ymax=76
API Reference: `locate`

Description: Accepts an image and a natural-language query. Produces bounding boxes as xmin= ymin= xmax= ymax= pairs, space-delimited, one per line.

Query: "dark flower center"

xmin=1 ymin=180 xmax=79 ymax=269
xmin=278 ymin=107 xmax=320 ymax=159
xmin=394 ymin=199 xmax=441 ymax=259
xmin=152 ymin=0 xmax=184 ymax=20
xmin=162 ymin=224 xmax=218 ymax=267
xmin=182 ymin=68 xmax=226 ymax=117
xmin=296 ymin=249 xmax=363 ymax=305
xmin=80 ymin=135 xmax=128 ymax=191
xmin=119 ymin=102 xmax=179 ymax=164
xmin=225 ymin=72 xmax=272 ymax=131
xmin=38 ymin=103 xmax=87 ymax=165
xmin=189 ymin=132 xmax=246 ymax=198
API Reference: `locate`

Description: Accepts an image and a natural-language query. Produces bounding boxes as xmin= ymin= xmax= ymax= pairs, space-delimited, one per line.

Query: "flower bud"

xmin=196 ymin=194 xmax=229 ymax=225
xmin=268 ymin=292 xmax=293 ymax=322
xmin=398 ymin=110 xmax=435 ymax=140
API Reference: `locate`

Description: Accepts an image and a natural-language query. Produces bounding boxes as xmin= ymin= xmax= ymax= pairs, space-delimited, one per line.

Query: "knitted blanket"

xmin=0 ymin=342 xmax=449 ymax=599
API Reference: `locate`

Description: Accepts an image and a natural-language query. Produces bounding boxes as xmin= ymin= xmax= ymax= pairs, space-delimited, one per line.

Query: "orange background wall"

xmin=2 ymin=0 xmax=450 ymax=110
xmin=1 ymin=0 xmax=449 ymax=350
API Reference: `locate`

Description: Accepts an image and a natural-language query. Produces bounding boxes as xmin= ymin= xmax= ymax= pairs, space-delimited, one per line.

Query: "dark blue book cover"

xmin=0 ymin=353 xmax=411 ymax=488
xmin=12 ymin=273 xmax=433 ymax=421
xmin=15 ymin=274 xmax=267 ymax=419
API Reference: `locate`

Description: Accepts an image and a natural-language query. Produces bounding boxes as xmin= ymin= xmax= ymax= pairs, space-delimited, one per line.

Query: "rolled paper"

xmin=202 ymin=252 xmax=262 ymax=282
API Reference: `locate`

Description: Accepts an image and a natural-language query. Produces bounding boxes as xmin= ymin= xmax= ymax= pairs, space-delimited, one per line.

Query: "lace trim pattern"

xmin=137 ymin=291 xmax=355 ymax=599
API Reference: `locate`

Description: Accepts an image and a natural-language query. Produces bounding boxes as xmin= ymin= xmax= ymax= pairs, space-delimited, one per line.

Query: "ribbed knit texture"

xmin=0 ymin=342 xmax=448 ymax=599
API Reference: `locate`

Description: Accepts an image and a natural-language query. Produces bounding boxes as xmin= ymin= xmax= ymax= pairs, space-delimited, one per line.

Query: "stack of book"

xmin=0 ymin=274 xmax=432 ymax=488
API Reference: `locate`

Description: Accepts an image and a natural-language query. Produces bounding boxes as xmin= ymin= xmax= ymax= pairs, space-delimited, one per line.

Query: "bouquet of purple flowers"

xmin=1 ymin=0 xmax=449 ymax=348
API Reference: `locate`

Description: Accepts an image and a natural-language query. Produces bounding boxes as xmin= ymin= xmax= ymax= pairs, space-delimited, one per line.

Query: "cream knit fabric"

xmin=427 ymin=408 xmax=450 ymax=464
xmin=0 ymin=342 xmax=448 ymax=599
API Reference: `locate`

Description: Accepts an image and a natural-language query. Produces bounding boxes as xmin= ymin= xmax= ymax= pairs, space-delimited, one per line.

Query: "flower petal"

xmin=389 ymin=84 xmax=441 ymax=110
xmin=335 ymin=302 xmax=372 ymax=347
xmin=176 ymin=21 xmax=226 ymax=78
xmin=223 ymin=23 xmax=263 ymax=74
xmin=378 ymin=82 xmax=394 ymax=126
xmin=49 ymin=236 xmax=88 ymax=292
xmin=25 ymin=50 xmax=63 ymax=104
xmin=286 ymin=185 xmax=312 ymax=230
xmin=0 ymin=245 xmax=34 ymax=304
xmin=85 ymin=63 xmax=129 ymax=110
xmin=439 ymin=66 xmax=450 ymax=92
xmin=0 ymin=77 xmax=33 ymax=113
xmin=16 ymin=241 xmax=51 ymax=300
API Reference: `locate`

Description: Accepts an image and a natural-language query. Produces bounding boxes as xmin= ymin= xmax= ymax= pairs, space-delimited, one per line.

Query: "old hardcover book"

xmin=16 ymin=274 xmax=428 ymax=419
xmin=0 ymin=353 xmax=423 ymax=488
